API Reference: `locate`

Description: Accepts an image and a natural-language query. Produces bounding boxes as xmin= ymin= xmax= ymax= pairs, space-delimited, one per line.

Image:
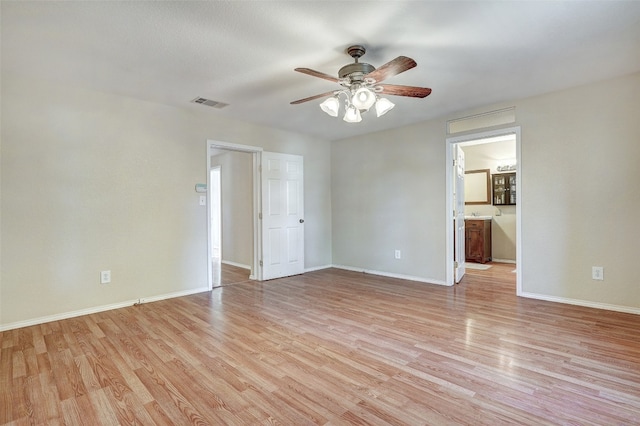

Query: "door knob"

xmin=299 ymin=219 xmax=304 ymax=223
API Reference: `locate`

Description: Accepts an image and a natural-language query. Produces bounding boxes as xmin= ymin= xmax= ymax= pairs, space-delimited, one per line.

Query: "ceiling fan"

xmin=291 ymin=45 xmax=432 ymax=123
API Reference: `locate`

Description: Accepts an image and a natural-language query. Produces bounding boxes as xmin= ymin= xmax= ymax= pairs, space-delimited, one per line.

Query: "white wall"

xmin=331 ymin=119 xmax=447 ymax=283
xmin=332 ymin=71 xmax=640 ymax=311
xmin=3 ymin=71 xmax=638 ymax=329
xmin=518 ymin=72 xmax=640 ymax=309
xmin=1 ymin=76 xmax=332 ymax=328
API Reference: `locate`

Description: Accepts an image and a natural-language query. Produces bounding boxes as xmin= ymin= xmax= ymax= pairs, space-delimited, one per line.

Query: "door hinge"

xmin=259 ymin=212 xmax=262 ymax=220
xmin=259 ymin=260 xmax=263 ymax=267
xmin=454 ymin=261 xmax=459 ymax=269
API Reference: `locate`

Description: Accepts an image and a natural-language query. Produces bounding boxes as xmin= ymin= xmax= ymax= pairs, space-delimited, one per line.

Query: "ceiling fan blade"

xmin=290 ymin=91 xmax=337 ymax=105
xmin=294 ymin=68 xmax=339 ymax=83
xmin=366 ymin=56 xmax=417 ymax=83
xmin=378 ymin=84 xmax=432 ymax=98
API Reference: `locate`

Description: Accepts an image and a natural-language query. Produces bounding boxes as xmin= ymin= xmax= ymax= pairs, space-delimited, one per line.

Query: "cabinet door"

xmin=492 ymin=175 xmax=506 ymax=205
xmin=465 ymin=219 xmax=492 ymax=263
xmin=493 ymin=173 xmax=516 ymax=205
xmin=466 ymin=227 xmax=483 ymax=261
xmin=508 ymin=174 xmax=516 ymax=204
xmin=465 ymin=220 xmax=484 ymax=262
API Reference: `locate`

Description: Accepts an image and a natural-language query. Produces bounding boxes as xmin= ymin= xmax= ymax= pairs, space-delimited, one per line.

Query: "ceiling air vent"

xmin=191 ymin=97 xmax=229 ymax=109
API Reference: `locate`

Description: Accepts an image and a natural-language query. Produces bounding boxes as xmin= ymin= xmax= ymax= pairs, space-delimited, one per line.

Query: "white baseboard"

xmin=0 ymin=286 xmax=209 ymax=332
xmin=331 ymin=264 xmax=447 ymax=286
xmin=492 ymin=258 xmax=516 ymax=264
xmin=221 ymin=260 xmax=251 ymax=270
xmin=519 ymin=291 xmax=640 ymax=315
xmin=304 ymin=264 xmax=332 ymax=273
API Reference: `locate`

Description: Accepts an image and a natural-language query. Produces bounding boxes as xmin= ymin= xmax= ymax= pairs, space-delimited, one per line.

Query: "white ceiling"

xmin=3 ymin=1 xmax=640 ymax=141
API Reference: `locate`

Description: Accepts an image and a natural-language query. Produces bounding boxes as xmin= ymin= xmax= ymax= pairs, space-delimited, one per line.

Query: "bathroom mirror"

xmin=464 ymin=169 xmax=491 ymax=205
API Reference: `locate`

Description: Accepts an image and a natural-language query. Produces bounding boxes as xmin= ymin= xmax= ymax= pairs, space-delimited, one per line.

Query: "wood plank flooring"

xmin=213 ymin=262 xmax=252 ymax=287
xmin=2 ymin=263 xmax=640 ymax=425
xmin=222 ymin=264 xmax=251 ymax=286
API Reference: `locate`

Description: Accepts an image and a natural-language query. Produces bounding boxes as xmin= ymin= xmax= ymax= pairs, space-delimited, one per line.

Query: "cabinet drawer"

xmin=465 ymin=220 xmax=484 ymax=228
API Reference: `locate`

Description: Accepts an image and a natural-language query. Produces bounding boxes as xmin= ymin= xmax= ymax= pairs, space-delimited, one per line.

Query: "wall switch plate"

xmin=395 ymin=250 xmax=401 ymax=259
xmin=592 ymin=266 xmax=604 ymax=281
xmin=199 ymin=195 xmax=206 ymax=206
xmin=101 ymin=270 xmax=111 ymax=284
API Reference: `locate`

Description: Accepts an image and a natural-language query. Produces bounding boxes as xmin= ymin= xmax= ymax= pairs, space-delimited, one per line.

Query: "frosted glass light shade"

xmin=320 ymin=96 xmax=340 ymax=117
xmin=375 ymin=97 xmax=395 ymax=117
xmin=352 ymin=87 xmax=376 ymax=111
xmin=343 ymin=105 xmax=362 ymax=123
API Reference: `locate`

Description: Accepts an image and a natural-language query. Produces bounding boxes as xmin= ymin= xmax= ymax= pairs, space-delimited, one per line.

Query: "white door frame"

xmin=206 ymin=140 xmax=263 ymax=290
xmin=445 ymin=126 xmax=522 ymax=294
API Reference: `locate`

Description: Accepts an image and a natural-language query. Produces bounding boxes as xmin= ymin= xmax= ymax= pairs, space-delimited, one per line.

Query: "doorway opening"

xmin=205 ymin=141 xmax=306 ymax=289
xmin=210 ymin=166 xmax=221 ymax=286
xmin=206 ymin=140 xmax=263 ymax=290
xmin=445 ymin=127 xmax=522 ymax=294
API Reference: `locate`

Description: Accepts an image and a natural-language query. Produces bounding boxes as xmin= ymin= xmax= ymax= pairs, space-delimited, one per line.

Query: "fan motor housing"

xmin=338 ymin=62 xmax=375 ymax=80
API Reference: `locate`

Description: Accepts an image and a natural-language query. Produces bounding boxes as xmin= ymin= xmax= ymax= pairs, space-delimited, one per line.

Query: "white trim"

xmin=447 ymin=107 xmax=516 ymax=135
xmin=332 ymin=264 xmax=446 ymax=286
xmin=492 ymin=258 xmax=517 ymax=264
xmin=221 ymin=260 xmax=251 ymax=270
xmin=445 ymin=126 xmax=522 ymax=292
xmin=207 ymin=140 xmax=264 ymax=153
xmin=304 ymin=264 xmax=333 ymax=273
xmin=206 ymin=140 xmax=264 ymax=289
xmin=0 ymin=287 xmax=209 ymax=332
xmin=520 ymin=292 xmax=640 ymax=316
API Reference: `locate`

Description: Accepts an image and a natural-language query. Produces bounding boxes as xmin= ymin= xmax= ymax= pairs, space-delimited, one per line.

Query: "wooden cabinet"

xmin=465 ymin=219 xmax=492 ymax=264
xmin=492 ymin=173 xmax=516 ymax=205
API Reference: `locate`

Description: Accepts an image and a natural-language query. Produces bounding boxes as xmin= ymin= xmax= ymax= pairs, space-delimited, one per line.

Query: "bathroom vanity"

xmin=465 ymin=217 xmax=492 ymax=263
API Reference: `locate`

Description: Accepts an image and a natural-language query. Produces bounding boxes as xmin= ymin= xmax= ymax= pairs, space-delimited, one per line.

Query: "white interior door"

xmin=261 ymin=152 xmax=304 ymax=280
xmin=454 ymin=145 xmax=466 ymax=283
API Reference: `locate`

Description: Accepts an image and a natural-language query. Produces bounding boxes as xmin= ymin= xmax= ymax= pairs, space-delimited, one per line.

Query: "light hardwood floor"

xmin=2 ymin=263 xmax=640 ymax=425
xmin=213 ymin=262 xmax=252 ymax=287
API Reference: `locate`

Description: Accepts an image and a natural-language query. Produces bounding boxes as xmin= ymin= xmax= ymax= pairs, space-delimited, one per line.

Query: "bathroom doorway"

xmin=445 ymin=127 xmax=521 ymax=293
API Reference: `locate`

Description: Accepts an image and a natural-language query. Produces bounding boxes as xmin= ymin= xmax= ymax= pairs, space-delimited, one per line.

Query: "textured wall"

xmin=1 ymin=77 xmax=332 ymax=328
xmin=332 ymin=72 xmax=640 ymax=311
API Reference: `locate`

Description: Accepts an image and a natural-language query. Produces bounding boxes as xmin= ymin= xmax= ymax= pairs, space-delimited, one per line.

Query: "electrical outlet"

xmin=100 ymin=270 xmax=111 ymax=284
xmin=394 ymin=250 xmax=401 ymax=259
xmin=592 ymin=266 xmax=604 ymax=281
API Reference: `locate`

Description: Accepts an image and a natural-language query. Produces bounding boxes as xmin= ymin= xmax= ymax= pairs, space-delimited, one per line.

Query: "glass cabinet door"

xmin=493 ymin=173 xmax=516 ymax=205
xmin=508 ymin=175 xmax=516 ymax=204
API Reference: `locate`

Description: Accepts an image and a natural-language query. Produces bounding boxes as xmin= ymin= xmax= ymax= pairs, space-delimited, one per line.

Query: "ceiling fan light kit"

xmin=352 ymin=86 xmax=377 ymax=110
xmin=375 ymin=97 xmax=395 ymax=117
xmin=319 ymin=96 xmax=340 ymax=117
xmin=291 ymin=45 xmax=431 ymax=123
xmin=343 ymin=105 xmax=362 ymax=123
